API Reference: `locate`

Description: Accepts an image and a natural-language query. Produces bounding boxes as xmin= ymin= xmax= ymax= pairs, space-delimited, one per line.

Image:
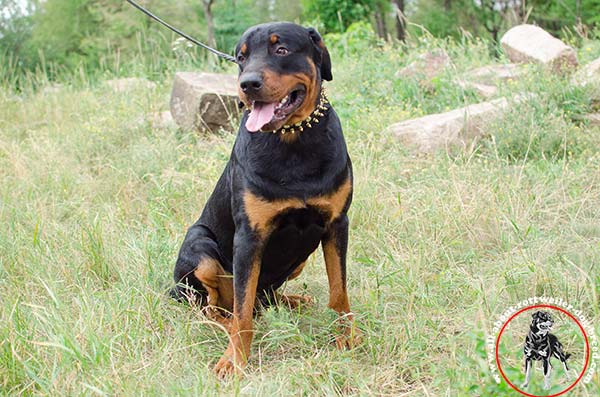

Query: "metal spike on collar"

xmin=272 ymin=87 xmax=329 ymax=136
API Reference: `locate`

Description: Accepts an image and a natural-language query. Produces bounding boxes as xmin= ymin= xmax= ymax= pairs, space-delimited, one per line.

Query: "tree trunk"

xmin=481 ymin=0 xmax=500 ymax=43
xmin=391 ymin=0 xmax=405 ymax=42
xmin=374 ymin=2 xmax=388 ymax=40
xmin=201 ymin=0 xmax=216 ymax=49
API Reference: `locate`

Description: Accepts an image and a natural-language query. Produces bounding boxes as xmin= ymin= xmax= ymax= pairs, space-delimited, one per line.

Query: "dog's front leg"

xmin=543 ymin=359 xmax=552 ymax=390
xmin=214 ymin=230 xmax=261 ymax=378
xmin=521 ymin=358 xmax=532 ymax=388
xmin=322 ymin=215 xmax=361 ymax=349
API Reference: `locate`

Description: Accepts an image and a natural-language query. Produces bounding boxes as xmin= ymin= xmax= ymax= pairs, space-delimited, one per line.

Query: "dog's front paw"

xmin=213 ymin=354 xmax=243 ymax=379
xmin=520 ymin=382 xmax=529 ymax=389
xmin=543 ymin=380 xmax=551 ymax=390
xmin=334 ymin=324 xmax=363 ymax=350
xmin=564 ymin=369 xmax=573 ymax=381
xmin=278 ymin=293 xmax=313 ymax=309
xmin=203 ymin=306 xmax=233 ymax=332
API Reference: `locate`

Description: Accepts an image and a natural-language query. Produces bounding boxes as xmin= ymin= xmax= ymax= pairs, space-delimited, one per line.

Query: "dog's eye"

xmin=275 ymin=47 xmax=289 ymax=56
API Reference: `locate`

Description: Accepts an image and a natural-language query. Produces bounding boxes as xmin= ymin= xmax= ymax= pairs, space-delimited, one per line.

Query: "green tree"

xmin=0 ymin=0 xmax=37 ymax=66
xmin=27 ymin=0 xmax=98 ymax=69
xmin=213 ymin=0 xmax=261 ymax=53
xmin=528 ymin=0 xmax=600 ymax=34
xmin=302 ymin=0 xmax=376 ymax=33
xmin=410 ymin=0 xmax=461 ymax=38
xmin=1 ymin=0 xmax=210 ymax=77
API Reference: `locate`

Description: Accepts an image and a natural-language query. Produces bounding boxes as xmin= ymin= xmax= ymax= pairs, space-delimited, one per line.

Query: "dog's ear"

xmin=307 ymin=27 xmax=332 ymax=81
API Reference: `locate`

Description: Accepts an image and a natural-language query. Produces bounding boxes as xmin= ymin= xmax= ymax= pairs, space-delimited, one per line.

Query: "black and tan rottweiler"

xmin=171 ymin=22 xmax=360 ymax=377
xmin=521 ymin=311 xmax=572 ymax=390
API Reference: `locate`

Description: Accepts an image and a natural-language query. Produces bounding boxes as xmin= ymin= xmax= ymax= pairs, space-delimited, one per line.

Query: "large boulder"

xmin=573 ymin=57 xmax=600 ymax=103
xmin=573 ymin=57 xmax=600 ymax=90
xmin=456 ymin=64 xmax=525 ymax=98
xmin=469 ymin=64 xmax=525 ymax=84
xmin=577 ymin=57 xmax=600 ymax=82
xmin=387 ymin=95 xmax=530 ymax=152
xmin=395 ymin=49 xmax=451 ymax=88
xmin=585 ymin=113 xmax=600 ymax=127
xmin=150 ymin=111 xmax=177 ymax=130
xmin=41 ymin=83 xmax=64 ymax=95
xmin=501 ymin=24 xmax=578 ymax=73
xmin=106 ymin=77 xmax=156 ymax=92
xmin=455 ymin=80 xmax=499 ymax=98
xmin=170 ymin=72 xmax=240 ymax=133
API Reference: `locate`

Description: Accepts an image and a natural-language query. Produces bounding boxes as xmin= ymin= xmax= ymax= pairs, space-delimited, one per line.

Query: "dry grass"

xmin=1 ymin=36 xmax=600 ymax=396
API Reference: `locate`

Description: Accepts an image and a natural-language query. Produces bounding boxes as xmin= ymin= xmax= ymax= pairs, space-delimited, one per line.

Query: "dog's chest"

xmin=526 ymin=332 xmax=551 ymax=360
xmin=242 ymin=178 xmax=351 ymax=290
xmin=257 ymin=205 xmax=326 ymax=290
xmin=242 ymin=177 xmax=351 ymax=238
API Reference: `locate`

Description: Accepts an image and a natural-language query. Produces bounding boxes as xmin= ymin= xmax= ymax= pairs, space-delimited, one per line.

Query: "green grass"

xmin=1 ymin=35 xmax=600 ymax=395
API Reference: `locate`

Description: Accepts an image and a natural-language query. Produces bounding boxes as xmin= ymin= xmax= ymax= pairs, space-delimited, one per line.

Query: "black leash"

xmin=125 ymin=0 xmax=238 ymax=64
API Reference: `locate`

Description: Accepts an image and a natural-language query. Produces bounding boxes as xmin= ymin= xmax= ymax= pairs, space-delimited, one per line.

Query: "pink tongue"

xmin=246 ymin=102 xmax=276 ymax=132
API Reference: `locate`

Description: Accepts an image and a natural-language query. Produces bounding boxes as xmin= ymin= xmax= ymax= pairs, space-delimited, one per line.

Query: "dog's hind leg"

xmin=521 ymin=358 xmax=532 ymax=389
xmin=552 ymin=339 xmax=572 ymax=380
xmin=172 ymin=224 xmax=233 ymax=327
xmin=543 ymin=360 xmax=552 ymax=390
xmin=561 ymin=360 xmax=572 ymax=381
xmin=556 ymin=352 xmax=572 ymax=381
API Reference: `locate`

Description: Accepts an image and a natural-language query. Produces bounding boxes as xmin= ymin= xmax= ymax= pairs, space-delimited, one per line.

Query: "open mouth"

xmin=538 ymin=321 xmax=553 ymax=330
xmin=245 ymin=86 xmax=306 ymax=132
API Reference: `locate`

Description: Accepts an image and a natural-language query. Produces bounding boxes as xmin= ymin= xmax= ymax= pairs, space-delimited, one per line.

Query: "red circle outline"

xmin=494 ymin=304 xmax=590 ymax=397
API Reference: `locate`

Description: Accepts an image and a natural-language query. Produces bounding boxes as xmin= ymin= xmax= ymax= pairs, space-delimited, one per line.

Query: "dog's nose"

xmin=239 ymin=72 xmax=263 ymax=93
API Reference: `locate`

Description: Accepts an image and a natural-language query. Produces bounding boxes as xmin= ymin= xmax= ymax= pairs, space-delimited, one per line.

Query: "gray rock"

xmin=469 ymin=64 xmax=525 ymax=84
xmin=106 ymin=77 xmax=157 ymax=92
xmin=456 ymin=80 xmax=498 ymax=98
xmin=41 ymin=84 xmax=64 ymax=95
xmin=456 ymin=64 xmax=525 ymax=98
xmin=387 ymin=95 xmax=531 ymax=152
xmin=573 ymin=57 xmax=600 ymax=86
xmin=395 ymin=49 xmax=451 ymax=87
xmin=581 ymin=113 xmax=600 ymax=127
xmin=572 ymin=57 xmax=600 ymax=103
xmin=579 ymin=57 xmax=600 ymax=79
xmin=501 ymin=24 xmax=578 ymax=73
xmin=170 ymin=72 xmax=240 ymax=133
xmin=150 ymin=111 xmax=177 ymax=130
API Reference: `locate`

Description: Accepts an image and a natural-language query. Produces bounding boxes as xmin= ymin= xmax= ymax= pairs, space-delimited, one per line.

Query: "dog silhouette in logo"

xmin=521 ymin=311 xmax=572 ymax=390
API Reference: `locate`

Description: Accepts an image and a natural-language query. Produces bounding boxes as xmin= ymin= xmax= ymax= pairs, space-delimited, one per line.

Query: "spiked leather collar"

xmin=267 ymin=88 xmax=330 ymax=135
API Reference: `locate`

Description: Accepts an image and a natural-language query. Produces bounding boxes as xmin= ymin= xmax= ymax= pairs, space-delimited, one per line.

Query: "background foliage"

xmin=1 ymin=1 xmax=600 ymax=396
xmin=2 ymin=0 xmax=600 ymax=86
xmin=1 ymin=22 xmax=599 ymax=396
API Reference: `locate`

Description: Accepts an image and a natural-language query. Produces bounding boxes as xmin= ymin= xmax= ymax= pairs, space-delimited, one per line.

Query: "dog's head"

xmin=530 ymin=311 xmax=554 ymax=335
xmin=235 ymin=22 xmax=332 ymax=133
